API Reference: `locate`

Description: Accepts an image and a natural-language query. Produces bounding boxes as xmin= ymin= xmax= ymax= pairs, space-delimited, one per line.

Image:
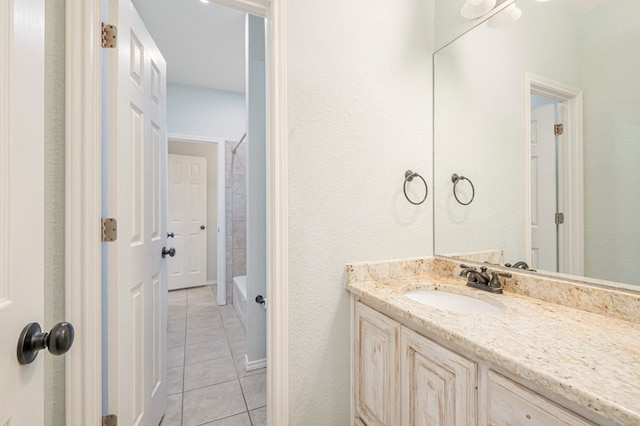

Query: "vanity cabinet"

xmin=354 ymin=300 xmax=595 ymax=426
xmin=354 ymin=302 xmax=401 ymax=426
xmin=354 ymin=302 xmax=475 ymax=426
xmin=479 ymin=367 xmax=594 ymax=426
xmin=401 ymin=327 xmax=476 ymax=425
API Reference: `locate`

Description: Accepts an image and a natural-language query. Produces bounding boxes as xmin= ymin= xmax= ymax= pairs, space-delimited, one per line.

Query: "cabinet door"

xmin=401 ymin=328 xmax=477 ymax=426
xmin=354 ymin=302 xmax=401 ymax=426
xmin=480 ymin=369 xmax=594 ymax=426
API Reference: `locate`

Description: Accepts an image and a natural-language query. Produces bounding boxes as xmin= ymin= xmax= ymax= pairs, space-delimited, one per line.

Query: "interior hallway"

xmin=161 ymin=285 xmax=266 ymax=426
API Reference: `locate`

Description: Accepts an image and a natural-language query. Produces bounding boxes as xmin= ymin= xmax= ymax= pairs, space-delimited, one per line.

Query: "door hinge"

xmin=555 ymin=212 xmax=565 ymax=225
xmin=102 ymin=218 xmax=118 ymax=242
xmin=102 ymin=414 xmax=117 ymax=426
xmin=554 ymin=123 xmax=564 ymax=136
xmin=101 ymin=22 xmax=118 ymax=48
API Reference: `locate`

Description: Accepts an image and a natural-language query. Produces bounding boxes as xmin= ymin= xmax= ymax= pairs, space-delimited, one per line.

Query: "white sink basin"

xmin=404 ymin=290 xmax=504 ymax=315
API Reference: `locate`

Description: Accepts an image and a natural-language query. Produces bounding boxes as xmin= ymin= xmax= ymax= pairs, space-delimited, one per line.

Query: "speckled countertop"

xmin=346 ymin=259 xmax=640 ymax=425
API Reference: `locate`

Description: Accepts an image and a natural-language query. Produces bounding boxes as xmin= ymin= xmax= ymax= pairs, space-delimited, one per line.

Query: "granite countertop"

xmin=347 ymin=272 xmax=640 ymax=425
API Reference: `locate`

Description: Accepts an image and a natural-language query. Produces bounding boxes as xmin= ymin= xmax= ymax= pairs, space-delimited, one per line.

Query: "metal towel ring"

xmin=403 ymin=170 xmax=428 ymax=205
xmin=451 ymin=173 xmax=475 ymax=206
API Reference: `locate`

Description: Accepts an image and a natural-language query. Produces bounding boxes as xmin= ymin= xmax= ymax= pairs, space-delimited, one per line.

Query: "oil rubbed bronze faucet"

xmin=459 ymin=265 xmax=511 ymax=294
xmin=504 ymin=261 xmax=535 ymax=271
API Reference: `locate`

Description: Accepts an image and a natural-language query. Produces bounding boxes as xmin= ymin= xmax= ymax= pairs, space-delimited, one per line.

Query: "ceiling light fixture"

xmin=460 ymin=0 xmax=497 ymax=19
xmin=486 ymin=3 xmax=522 ymax=29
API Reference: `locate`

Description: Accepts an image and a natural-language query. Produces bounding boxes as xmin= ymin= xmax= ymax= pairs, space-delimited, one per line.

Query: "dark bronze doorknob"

xmin=17 ymin=322 xmax=75 ymax=365
xmin=162 ymin=246 xmax=176 ymax=258
xmin=200 ymin=225 xmax=205 ymax=230
xmin=167 ymin=232 xmax=175 ymax=238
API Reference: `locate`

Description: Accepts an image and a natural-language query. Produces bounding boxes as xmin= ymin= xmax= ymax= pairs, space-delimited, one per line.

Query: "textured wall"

xmin=433 ymin=1 xmax=581 ymax=264
xmin=44 ymin=0 xmax=66 ymax=424
xmin=287 ymin=0 xmax=434 ymax=423
xmin=580 ymin=0 xmax=640 ymax=284
xmin=167 ymin=140 xmax=220 ymax=282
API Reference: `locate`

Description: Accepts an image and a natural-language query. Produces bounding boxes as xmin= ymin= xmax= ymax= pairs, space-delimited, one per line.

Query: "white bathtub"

xmin=232 ymin=275 xmax=247 ymax=331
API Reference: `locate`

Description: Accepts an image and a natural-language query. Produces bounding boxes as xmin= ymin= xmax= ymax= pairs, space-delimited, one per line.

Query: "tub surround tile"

xmin=346 ymin=255 xmax=640 ymax=425
xmin=167 ymin=366 xmax=184 ymax=396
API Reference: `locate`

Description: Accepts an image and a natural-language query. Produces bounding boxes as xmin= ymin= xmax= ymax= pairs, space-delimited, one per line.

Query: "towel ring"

xmin=404 ymin=170 xmax=428 ymax=205
xmin=451 ymin=173 xmax=475 ymax=206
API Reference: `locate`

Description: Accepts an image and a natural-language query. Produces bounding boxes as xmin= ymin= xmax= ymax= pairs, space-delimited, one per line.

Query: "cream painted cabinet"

xmin=401 ymin=327 xmax=476 ymax=425
xmin=354 ymin=300 xmax=599 ymax=426
xmin=354 ymin=301 xmax=475 ymax=426
xmin=354 ymin=302 xmax=401 ymax=426
xmin=479 ymin=367 xmax=594 ymax=426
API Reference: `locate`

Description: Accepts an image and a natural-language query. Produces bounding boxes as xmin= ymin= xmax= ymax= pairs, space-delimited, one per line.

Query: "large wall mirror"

xmin=434 ymin=0 xmax=640 ymax=288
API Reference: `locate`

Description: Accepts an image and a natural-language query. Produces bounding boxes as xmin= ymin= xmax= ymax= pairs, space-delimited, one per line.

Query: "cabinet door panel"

xmin=482 ymin=369 xmax=594 ymax=426
xmin=401 ymin=328 xmax=476 ymax=426
xmin=355 ymin=302 xmax=400 ymax=426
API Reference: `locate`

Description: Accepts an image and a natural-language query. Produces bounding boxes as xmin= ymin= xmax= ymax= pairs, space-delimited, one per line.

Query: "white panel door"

xmin=531 ymin=102 xmax=558 ymax=271
xmin=167 ymin=154 xmax=207 ymax=290
xmin=0 ymin=0 xmax=45 ymax=424
xmin=108 ymin=1 xmax=168 ymax=424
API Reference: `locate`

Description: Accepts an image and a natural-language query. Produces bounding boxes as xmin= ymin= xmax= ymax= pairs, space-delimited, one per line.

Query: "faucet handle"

xmin=489 ymin=271 xmax=512 ymax=289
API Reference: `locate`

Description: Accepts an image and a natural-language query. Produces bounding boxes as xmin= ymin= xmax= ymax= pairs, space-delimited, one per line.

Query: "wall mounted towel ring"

xmin=404 ymin=170 xmax=428 ymax=205
xmin=451 ymin=173 xmax=475 ymax=206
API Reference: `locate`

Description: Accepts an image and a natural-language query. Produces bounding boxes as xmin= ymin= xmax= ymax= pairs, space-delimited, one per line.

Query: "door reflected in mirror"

xmin=434 ymin=0 xmax=640 ymax=288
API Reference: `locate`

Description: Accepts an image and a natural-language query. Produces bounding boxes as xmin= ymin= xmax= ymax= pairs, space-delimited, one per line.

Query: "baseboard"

xmin=245 ymin=354 xmax=267 ymax=371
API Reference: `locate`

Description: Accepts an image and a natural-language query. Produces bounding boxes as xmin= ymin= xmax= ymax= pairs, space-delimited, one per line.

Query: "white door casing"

xmin=525 ymin=73 xmax=584 ymax=277
xmin=107 ymin=1 xmax=168 ymax=424
xmin=167 ymin=154 xmax=208 ymax=291
xmin=65 ymin=0 xmax=289 ymax=424
xmin=530 ymin=102 xmax=558 ymax=271
xmin=0 ymin=0 xmax=45 ymax=424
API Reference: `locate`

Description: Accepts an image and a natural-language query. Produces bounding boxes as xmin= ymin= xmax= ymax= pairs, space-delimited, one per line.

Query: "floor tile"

xmin=167 ymin=346 xmax=185 ymax=369
xmin=168 ymin=318 xmax=186 ymax=332
xmin=182 ymin=380 xmax=247 ymax=426
xmin=185 ymin=339 xmax=231 ymax=365
xmin=239 ymin=372 xmax=266 ymax=411
xmin=202 ymin=412 xmax=251 ymax=425
xmin=188 ymin=305 xmax=220 ymax=318
xmin=187 ymin=314 xmax=223 ymax=330
xmin=167 ymin=330 xmax=186 ymax=349
xmin=186 ymin=323 xmax=227 ymax=346
xmin=160 ymin=393 xmax=182 ymax=426
xmin=183 ymin=356 xmax=237 ymax=391
xmin=168 ymin=305 xmax=187 ymax=319
xmin=249 ymin=406 xmax=266 ymax=426
xmin=167 ymin=366 xmax=184 ymax=395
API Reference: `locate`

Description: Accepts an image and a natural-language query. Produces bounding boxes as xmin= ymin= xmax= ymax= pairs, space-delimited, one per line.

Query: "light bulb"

xmin=460 ymin=0 xmax=498 ymax=19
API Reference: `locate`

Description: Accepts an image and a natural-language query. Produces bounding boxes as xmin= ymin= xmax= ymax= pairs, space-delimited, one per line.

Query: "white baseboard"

xmin=245 ymin=354 xmax=267 ymax=371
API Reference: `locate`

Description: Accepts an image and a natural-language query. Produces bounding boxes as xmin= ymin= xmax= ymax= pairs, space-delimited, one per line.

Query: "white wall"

xmin=245 ymin=15 xmax=267 ymax=365
xmin=287 ymin=0 xmax=434 ymax=423
xmin=433 ymin=0 xmax=581 ymax=263
xmin=167 ymin=82 xmax=245 ymax=141
xmin=580 ymin=0 xmax=640 ymax=284
xmin=167 ymin=140 xmax=220 ymax=283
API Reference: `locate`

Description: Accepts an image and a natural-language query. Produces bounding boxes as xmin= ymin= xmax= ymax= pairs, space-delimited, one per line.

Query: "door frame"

xmin=65 ymin=0 xmax=289 ymax=424
xmin=168 ymin=134 xmax=227 ymax=304
xmin=524 ymin=72 xmax=584 ymax=276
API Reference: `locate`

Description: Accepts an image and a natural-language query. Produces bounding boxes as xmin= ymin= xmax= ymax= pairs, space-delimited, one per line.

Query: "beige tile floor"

xmin=161 ymin=285 xmax=266 ymax=426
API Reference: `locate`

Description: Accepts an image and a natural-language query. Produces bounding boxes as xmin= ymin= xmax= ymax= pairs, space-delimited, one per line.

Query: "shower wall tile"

xmin=233 ymin=195 xmax=246 ymax=221
xmin=232 ymin=249 xmax=246 ymax=276
xmin=232 ymin=223 xmax=246 ymax=249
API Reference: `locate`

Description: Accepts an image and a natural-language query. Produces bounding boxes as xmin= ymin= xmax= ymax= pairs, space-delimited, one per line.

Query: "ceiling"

xmin=131 ymin=0 xmax=246 ymax=93
xmin=557 ymin=0 xmax=612 ymax=14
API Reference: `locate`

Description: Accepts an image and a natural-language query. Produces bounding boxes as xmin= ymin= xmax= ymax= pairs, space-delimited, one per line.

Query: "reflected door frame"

xmin=65 ymin=0 xmax=289 ymax=425
xmin=524 ymin=73 xmax=584 ymax=276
